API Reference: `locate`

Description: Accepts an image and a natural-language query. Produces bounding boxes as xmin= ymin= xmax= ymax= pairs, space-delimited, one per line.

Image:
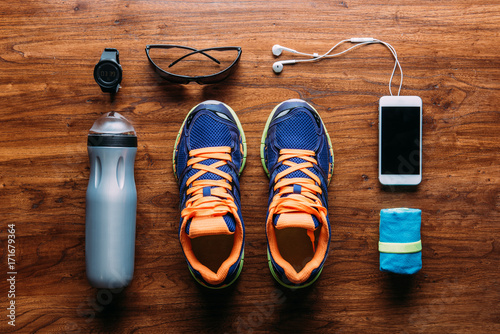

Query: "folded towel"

xmin=379 ymin=208 xmax=422 ymax=275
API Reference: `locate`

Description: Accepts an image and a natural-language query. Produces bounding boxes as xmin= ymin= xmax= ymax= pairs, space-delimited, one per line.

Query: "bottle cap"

xmin=89 ymin=112 xmax=136 ymax=135
xmin=88 ymin=112 xmax=137 ymax=147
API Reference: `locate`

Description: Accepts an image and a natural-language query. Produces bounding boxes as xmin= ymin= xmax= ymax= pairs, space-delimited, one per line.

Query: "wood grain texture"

xmin=0 ymin=0 xmax=499 ymax=333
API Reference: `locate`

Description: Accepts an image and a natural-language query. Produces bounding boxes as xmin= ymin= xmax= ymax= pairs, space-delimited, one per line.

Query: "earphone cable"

xmin=276 ymin=38 xmax=403 ymax=96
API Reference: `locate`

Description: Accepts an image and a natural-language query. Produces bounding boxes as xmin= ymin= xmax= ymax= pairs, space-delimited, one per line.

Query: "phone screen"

xmin=381 ymin=106 xmax=421 ymax=175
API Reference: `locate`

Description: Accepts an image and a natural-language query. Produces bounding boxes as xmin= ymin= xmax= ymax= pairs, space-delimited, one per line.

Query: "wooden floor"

xmin=0 ymin=0 xmax=499 ymax=333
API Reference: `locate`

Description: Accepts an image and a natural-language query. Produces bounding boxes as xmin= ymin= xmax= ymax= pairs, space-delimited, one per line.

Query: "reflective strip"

xmin=379 ymin=240 xmax=422 ymax=254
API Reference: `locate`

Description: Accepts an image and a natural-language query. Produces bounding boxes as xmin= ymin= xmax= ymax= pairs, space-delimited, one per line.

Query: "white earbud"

xmin=272 ymin=45 xmax=300 ymax=57
xmin=272 ymin=60 xmax=296 ymax=74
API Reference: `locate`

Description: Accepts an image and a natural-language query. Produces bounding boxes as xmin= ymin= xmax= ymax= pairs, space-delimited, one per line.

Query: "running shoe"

xmin=173 ymin=100 xmax=247 ymax=288
xmin=260 ymin=99 xmax=334 ymax=288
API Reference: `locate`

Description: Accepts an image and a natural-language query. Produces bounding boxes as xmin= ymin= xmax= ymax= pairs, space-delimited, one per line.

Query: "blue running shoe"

xmin=260 ymin=99 xmax=334 ymax=288
xmin=173 ymin=100 xmax=247 ymax=288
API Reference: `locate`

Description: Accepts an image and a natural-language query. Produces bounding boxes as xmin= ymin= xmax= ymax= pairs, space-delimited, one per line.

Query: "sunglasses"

xmin=145 ymin=45 xmax=242 ymax=84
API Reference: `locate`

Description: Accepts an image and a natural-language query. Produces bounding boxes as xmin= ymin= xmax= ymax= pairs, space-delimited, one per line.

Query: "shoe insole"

xmin=191 ymin=234 xmax=234 ymax=273
xmin=275 ymin=227 xmax=319 ymax=273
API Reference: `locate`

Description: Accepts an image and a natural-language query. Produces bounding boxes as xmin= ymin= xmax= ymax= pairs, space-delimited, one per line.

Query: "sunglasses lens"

xmin=196 ymin=61 xmax=239 ymax=84
xmin=155 ymin=70 xmax=190 ymax=84
xmin=148 ymin=46 xmax=240 ymax=83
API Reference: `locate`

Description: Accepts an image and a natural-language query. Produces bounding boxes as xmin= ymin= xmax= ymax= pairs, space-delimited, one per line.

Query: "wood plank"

xmin=0 ymin=0 xmax=499 ymax=333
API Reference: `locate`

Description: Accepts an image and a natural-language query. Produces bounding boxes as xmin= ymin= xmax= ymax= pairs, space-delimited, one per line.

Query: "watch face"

xmin=94 ymin=61 xmax=121 ymax=86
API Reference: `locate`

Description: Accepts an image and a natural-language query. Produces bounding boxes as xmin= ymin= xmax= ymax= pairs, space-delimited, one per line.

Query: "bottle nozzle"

xmin=89 ymin=112 xmax=136 ymax=135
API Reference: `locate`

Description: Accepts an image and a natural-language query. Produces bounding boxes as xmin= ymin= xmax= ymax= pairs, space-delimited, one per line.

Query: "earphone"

xmin=272 ymin=38 xmax=404 ymax=96
xmin=272 ymin=60 xmax=296 ymax=73
xmin=272 ymin=44 xmax=318 ymax=57
xmin=272 ymin=45 xmax=320 ymax=73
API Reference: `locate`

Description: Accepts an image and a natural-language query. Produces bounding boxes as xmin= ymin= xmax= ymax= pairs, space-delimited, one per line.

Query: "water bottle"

xmin=85 ymin=111 xmax=137 ymax=289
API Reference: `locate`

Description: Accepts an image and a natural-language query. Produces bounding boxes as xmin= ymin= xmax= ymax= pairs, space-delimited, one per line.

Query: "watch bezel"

xmin=94 ymin=60 xmax=122 ymax=90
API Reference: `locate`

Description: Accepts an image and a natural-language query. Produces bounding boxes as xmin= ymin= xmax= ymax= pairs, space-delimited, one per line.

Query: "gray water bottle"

xmin=86 ymin=112 xmax=137 ymax=289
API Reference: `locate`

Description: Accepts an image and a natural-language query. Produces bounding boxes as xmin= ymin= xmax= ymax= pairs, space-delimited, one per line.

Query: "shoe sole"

xmin=173 ymin=101 xmax=247 ymax=289
xmin=260 ymin=99 xmax=333 ymax=288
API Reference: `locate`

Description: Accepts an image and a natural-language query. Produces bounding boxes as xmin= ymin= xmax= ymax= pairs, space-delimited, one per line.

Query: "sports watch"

xmin=94 ymin=48 xmax=122 ymax=93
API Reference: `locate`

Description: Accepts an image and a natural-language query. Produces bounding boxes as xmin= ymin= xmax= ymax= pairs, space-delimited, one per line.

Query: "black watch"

xmin=94 ymin=48 xmax=122 ymax=93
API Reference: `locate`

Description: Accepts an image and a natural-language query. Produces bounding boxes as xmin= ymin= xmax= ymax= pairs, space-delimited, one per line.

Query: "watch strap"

xmin=99 ymin=84 xmax=120 ymax=93
xmin=100 ymin=48 xmax=120 ymax=63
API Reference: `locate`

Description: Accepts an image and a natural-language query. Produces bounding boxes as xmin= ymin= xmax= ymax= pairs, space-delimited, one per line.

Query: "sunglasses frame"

xmin=145 ymin=45 xmax=242 ymax=84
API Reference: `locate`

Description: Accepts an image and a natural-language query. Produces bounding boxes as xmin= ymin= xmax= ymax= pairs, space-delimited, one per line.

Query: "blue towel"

xmin=379 ymin=208 xmax=422 ymax=275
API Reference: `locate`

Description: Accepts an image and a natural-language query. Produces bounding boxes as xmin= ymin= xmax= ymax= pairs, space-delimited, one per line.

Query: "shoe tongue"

xmin=274 ymin=212 xmax=318 ymax=231
xmin=186 ymin=214 xmax=235 ymax=239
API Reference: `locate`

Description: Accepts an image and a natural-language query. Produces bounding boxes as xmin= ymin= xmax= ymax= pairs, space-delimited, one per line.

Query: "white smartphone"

xmin=379 ymin=95 xmax=422 ymax=186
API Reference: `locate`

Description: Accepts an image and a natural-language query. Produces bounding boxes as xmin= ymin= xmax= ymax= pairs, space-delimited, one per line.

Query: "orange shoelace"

xmin=268 ymin=149 xmax=328 ymax=248
xmin=181 ymin=146 xmax=239 ymax=222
